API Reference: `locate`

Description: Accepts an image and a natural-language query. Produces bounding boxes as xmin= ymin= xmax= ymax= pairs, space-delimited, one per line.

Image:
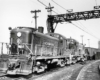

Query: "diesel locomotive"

xmin=0 ymin=27 xmax=86 ymax=75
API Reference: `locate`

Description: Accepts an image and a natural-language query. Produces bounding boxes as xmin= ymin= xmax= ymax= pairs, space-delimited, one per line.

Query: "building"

xmin=98 ymin=41 xmax=100 ymax=49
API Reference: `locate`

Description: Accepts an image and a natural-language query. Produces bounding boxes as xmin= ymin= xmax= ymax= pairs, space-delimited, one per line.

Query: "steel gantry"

xmin=47 ymin=10 xmax=100 ymax=33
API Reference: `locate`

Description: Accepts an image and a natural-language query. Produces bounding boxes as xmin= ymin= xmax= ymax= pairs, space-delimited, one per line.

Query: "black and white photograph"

xmin=0 ymin=0 xmax=100 ymax=80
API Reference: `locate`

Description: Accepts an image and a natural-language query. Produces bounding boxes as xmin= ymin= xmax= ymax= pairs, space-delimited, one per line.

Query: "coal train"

xmin=0 ymin=27 xmax=86 ymax=75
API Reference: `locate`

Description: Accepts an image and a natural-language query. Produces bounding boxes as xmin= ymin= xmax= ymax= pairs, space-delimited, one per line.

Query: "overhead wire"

xmin=37 ymin=0 xmax=58 ymax=14
xmin=76 ymin=21 xmax=100 ymax=39
xmin=30 ymin=0 xmax=43 ymax=8
xmin=52 ymin=0 xmax=67 ymax=11
xmin=69 ymin=19 xmax=100 ymax=40
xmin=95 ymin=0 xmax=98 ymax=6
xmin=71 ymin=22 xmax=100 ymax=40
xmin=29 ymin=0 xmax=44 ymax=27
xmin=51 ymin=0 xmax=73 ymax=13
xmin=75 ymin=21 xmax=91 ymax=33
xmin=42 ymin=0 xmax=49 ymax=3
xmin=51 ymin=0 xmax=100 ymax=40
xmin=78 ymin=21 xmax=92 ymax=32
xmin=43 ymin=0 xmax=62 ymax=14
xmin=30 ymin=0 xmax=100 ymax=40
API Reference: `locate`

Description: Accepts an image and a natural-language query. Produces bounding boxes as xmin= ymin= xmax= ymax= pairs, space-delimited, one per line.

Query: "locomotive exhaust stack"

xmin=38 ymin=26 xmax=44 ymax=33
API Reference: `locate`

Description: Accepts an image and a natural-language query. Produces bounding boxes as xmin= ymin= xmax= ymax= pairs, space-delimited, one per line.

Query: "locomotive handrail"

xmin=22 ymin=43 xmax=33 ymax=55
xmin=0 ymin=42 xmax=33 ymax=55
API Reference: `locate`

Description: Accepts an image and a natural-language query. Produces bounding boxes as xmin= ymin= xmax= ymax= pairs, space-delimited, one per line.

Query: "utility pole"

xmin=45 ymin=3 xmax=54 ymax=15
xmin=81 ymin=35 xmax=84 ymax=45
xmin=88 ymin=39 xmax=92 ymax=60
xmin=31 ymin=10 xmax=41 ymax=29
xmin=88 ymin=39 xmax=90 ymax=47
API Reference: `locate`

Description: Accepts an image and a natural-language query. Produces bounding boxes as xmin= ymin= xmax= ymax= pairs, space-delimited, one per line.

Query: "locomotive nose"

xmin=6 ymin=59 xmax=21 ymax=75
xmin=8 ymin=59 xmax=20 ymax=70
xmin=8 ymin=61 xmax=20 ymax=70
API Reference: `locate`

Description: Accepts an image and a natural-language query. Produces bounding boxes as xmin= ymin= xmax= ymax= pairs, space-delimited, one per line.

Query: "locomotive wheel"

xmin=58 ymin=60 xmax=65 ymax=67
xmin=60 ymin=61 xmax=65 ymax=67
xmin=98 ymin=65 xmax=100 ymax=73
xmin=36 ymin=66 xmax=45 ymax=73
xmin=34 ymin=63 xmax=47 ymax=73
xmin=72 ymin=60 xmax=77 ymax=64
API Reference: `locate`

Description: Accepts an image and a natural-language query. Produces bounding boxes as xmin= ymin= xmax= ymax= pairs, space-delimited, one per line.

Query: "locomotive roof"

xmin=17 ymin=27 xmax=36 ymax=30
xmin=11 ymin=27 xmax=36 ymax=33
xmin=33 ymin=32 xmax=59 ymax=41
xmin=46 ymin=33 xmax=67 ymax=39
xmin=17 ymin=27 xmax=36 ymax=31
xmin=46 ymin=33 xmax=79 ymax=43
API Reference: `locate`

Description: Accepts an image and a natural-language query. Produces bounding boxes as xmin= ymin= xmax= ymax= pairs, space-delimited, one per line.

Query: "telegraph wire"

xmin=51 ymin=0 xmax=73 ymax=13
xmin=44 ymin=0 xmax=62 ymax=13
xmin=52 ymin=0 xmax=67 ymax=11
xmin=72 ymin=22 xmax=99 ymax=40
xmin=76 ymin=21 xmax=99 ymax=39
xmin=76 ymin=21 xmax=90 ymax=33
xmin=43 ymin=0 xmax=62 ymax=14
xmin=51 ymin=0 xmax=86 ymax=31
xmin=31 ymin=0 xmax=100 ymax=40
xmin=95 ymin=0 xmax=98 ymax=6
xmin=37 ymin=0 xmax=58 ymax=14
xmin=42 ymin=0 xmax=49 ymax=3
xmin=37 ymin=0 xmax=47 ymax=7
xmin=71 ymin=22 xmax=100 ymax=40
xmin=51 ymin=0 xmax=100 ymax=40
xmin=31 ymin=0 xmax=56 ymax=14
xmin=78 ymin=21 xmax=92 ymax=32
xmin=30 ymin=0 xmax=42 ymax=7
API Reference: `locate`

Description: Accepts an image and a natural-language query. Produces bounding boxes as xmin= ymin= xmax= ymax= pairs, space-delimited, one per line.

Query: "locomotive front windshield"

xmin=10 ymin=31 xmax=32 ymax=44
xmin=10 ymin=27 xmax=33 ymax=55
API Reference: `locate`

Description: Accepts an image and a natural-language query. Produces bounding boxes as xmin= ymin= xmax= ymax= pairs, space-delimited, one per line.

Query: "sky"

xmin=0 ymin=0 xmax=100 ymax=48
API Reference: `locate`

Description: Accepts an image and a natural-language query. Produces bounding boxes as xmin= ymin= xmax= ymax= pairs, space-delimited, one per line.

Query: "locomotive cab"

xmin=10 ymin=27 xmax=36 ymax=55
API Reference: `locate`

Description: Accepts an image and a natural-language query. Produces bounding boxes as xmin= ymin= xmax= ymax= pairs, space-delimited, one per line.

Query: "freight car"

xmin=85 ymin=47 xmax=100 ymax=60
xmin=0 ymin=27 xmax=86 ymax=75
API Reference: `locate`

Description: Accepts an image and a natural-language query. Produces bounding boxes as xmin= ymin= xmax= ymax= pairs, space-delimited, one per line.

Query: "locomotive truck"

xmin=0 ymin=27 xmax=86 ymax=75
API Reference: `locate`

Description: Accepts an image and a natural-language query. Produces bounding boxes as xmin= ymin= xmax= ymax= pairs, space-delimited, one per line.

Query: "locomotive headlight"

xmin=17 ymin=32 xmax=21 ymax=37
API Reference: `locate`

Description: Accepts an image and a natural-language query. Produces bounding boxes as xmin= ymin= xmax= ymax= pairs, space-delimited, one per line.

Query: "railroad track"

xmin=0 ymin=61 xmax=93 ymax=80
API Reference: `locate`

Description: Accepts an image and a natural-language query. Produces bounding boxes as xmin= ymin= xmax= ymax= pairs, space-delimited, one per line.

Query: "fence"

xmin=0 ymin=42 xmax=10 ymax=55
